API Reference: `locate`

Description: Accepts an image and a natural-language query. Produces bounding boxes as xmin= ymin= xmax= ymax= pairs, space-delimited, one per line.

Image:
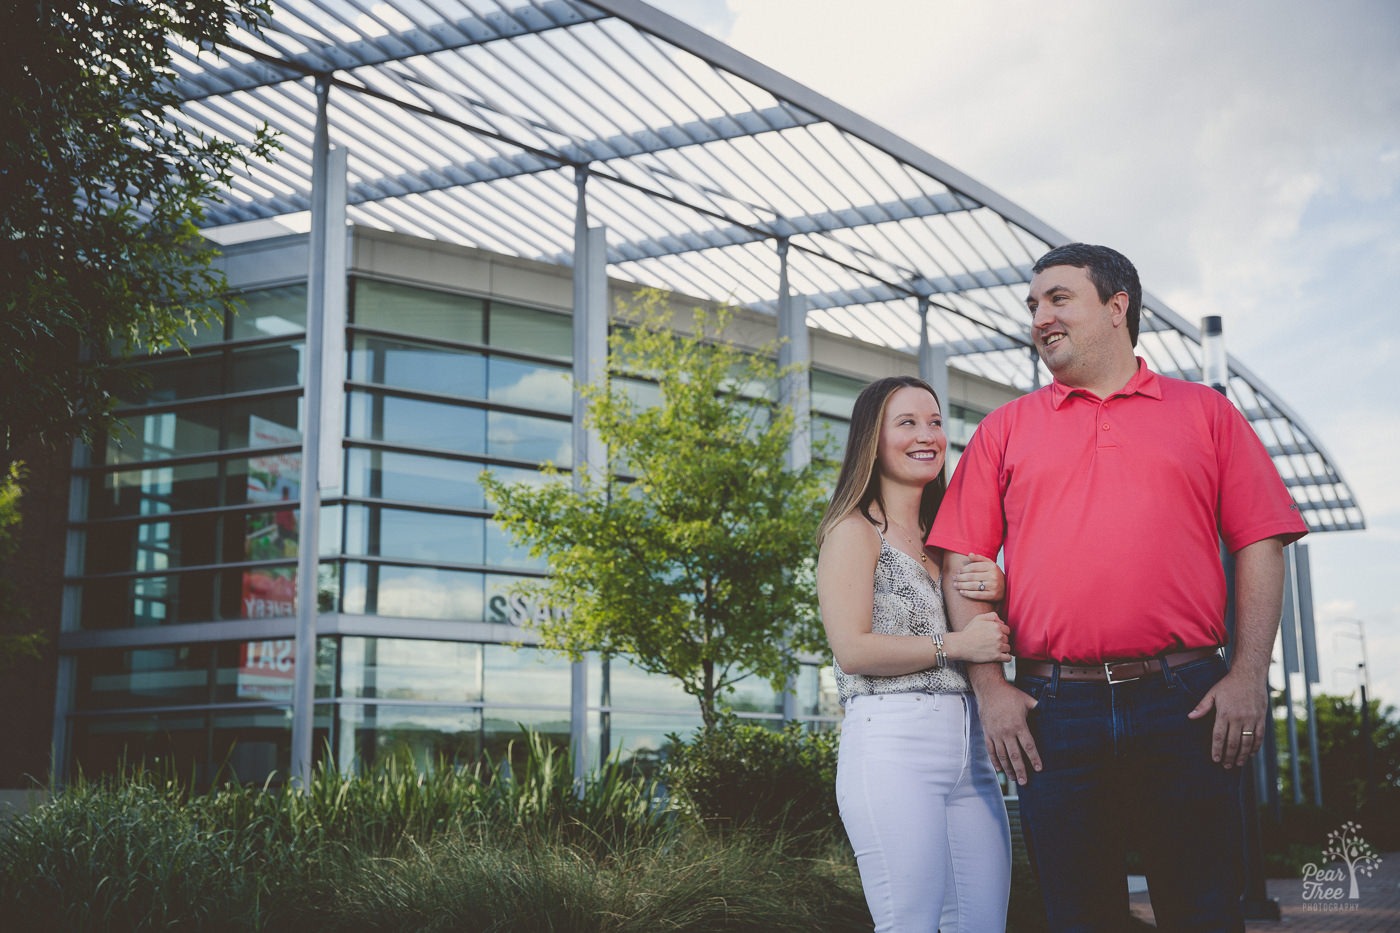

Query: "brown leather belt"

xmin=1016 ymin=646 xmax=1222 ymax=684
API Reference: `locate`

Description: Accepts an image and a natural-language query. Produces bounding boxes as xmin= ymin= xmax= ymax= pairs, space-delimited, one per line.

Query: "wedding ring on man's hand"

xmin=1240 ymin=731 xmax=1254 ymax=736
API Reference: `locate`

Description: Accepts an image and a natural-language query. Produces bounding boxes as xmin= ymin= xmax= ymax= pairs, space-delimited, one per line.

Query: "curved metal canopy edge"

xmin=166 ymin=0 xmax=1362 ymax=532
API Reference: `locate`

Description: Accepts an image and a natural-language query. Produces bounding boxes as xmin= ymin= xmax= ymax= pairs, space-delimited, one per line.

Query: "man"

xmin=930 ymin=243 xmax=1306 ymax=932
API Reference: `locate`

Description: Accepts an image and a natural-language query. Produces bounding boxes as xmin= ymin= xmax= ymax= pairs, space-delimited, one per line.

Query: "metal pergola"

xmin=167 ymin=0 xmax=1363 ymax=533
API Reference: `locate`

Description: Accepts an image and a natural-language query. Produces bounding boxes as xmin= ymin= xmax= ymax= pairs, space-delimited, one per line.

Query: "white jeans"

xmin=836 ymin=691 xmax=1011 ymax=932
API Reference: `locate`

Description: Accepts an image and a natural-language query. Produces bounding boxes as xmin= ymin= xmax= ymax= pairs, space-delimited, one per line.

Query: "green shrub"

xmin=0 ymin=778 xmax=266 ymax=932
xmin=663 ymin=716 xmax=839 ymax=838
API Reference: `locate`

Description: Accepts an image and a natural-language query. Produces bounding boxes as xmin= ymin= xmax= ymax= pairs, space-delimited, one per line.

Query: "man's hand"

xmin=1188 ymin=668 xmax=1267 ymax=769
xmin=977 ymin=677 xmax=1042 ymax=785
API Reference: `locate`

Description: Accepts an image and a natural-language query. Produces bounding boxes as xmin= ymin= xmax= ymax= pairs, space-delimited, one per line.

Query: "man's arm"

xmin=1187 ymin=535 xmax=1286 ymax=769
xmin=943 ymin=550 xmax=1041 ymax=785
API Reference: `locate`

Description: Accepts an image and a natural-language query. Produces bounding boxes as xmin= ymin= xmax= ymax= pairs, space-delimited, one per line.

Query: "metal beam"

xmin=170 ymin=0 xmax=609 ymax=101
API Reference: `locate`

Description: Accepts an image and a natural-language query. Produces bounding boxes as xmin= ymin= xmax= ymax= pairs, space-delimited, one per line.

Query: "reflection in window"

xmin=353 ymin=279 xmax=484 ymax=344
xmin=487 ymin=410 xmax=571 ymax=465
xmin=344 ymin=505 xmax=485 ymax=565
xmin=346 ymin=448 xmax=483 ymax=509
xmin=811 ymin=370 xmax=866 ymax=418
xmin=232 ymin=284 xmax=308 ymax=341
xmin=489 ymin=302 xmax=570 ymax=359
xmin=341 ymin=561 xmax=484 ymax=620
xmin=483 ymin=644 xmax=571 ymax=707
xmin=487 ymin=357 xmax=571 ymax=413
xmin=347 ymin=392 xmax=485 ymax=454
xmin=340 ymin=637 xmax=483 ymax=703
xmin=349 ymin=335 xmax=486 ymax=398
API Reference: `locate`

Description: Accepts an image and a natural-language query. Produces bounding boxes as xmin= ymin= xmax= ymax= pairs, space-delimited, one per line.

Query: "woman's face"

xmin=876 ymin=385 xmax=946 ymax=488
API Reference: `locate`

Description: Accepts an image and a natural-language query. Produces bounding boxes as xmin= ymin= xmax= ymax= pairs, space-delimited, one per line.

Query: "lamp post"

xmin=1337 ymin=619 xmax=1375 ymax=805
xmin=1201 ymin=315 xmax=1280 ymax=921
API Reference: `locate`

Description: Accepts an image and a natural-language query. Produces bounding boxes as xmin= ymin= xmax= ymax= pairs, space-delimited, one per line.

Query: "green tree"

xmin=0 ymin=463 xmax=45 ymax=672
xmin=0 ymin=0 xmax=278 ymax=467
xmin=482 ymin=295 xmax=832 ymax=729
xmin=1278 ymin=692 xmax=1400 ymax=817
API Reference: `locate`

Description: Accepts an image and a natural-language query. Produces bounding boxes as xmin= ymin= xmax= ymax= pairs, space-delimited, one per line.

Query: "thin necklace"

xmin=885 ymin=519 xmax=929 ymax=563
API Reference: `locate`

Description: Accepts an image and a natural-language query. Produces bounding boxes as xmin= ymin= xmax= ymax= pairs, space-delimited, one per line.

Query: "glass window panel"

xmin=115 ymin=352 xmax=224 ymax=407
xmin=228 ymin=341 xmax=304 ymax=393
xmin=349 ymin=334 xmax=485 ymax=398
xmin=78 ymin=563 xmax=299 ymax=629
xmin=481 ymin=708 xmax=571 ymax=765
xmin=488 ymin=303 xmax=570 ymax=359
xmin=593 ymin=710 xmax=705 ymax=771
xmin=342 ymin=562 xmax=484 ymax=620
xmin=484 ymin=573 xmax=556 ymax=626
xmin=345 ymin=448 xmax=484 ymax=509
xmin=483 ymin=645 xmax=570 ymax=707
xmin=347 ymin=392 xmax=485 ymax=454
xmin=227 ymin=398 xmax=302 ymax=450
xmin=231 ymin=284 xmax=308 ymax=340
xmin=813 ymin=416 xmax=849 ymax=462
xmin=69 ymin=712 xmax=211 ymax=781
xmin=486 ymin=357 xmax=571 ymax=413
xmin=343 ymin=505 xmax=484 ymax=564
xmin=81 ymin=512 xmax=221 ymax=575
xmin=485 ymin=519 xmax=544 ymax=571
xmin=487 ymin=411 xmax=571 ymax=464
xmin=354 ymin=279 xmax=483 ymax=344
xmin=810 ymin=370 xmax=866 ymax=418
xmin=85 ymin=454 xmax=304 ymax=521
xmin=724 ymin=673 xmax=784 ymax=715
xmin=104 ymin=397 xmax=302 ymax=466
xmin=795 ymin=662 xmax=842 ymax=721
xmin=77 ymin=644 xmax=216 ymax=709
xmin=599 ymin=655 xmax=696 ymax=714
xmin=211 ymin=707 xmax=297 ymax=785
xmin=336 ymin=703 xmax=484 ymax=772
xmin=107 ymin=406 xmax=221 ymax=465
xmin=339 ymin=637 xmax=483 ymax=702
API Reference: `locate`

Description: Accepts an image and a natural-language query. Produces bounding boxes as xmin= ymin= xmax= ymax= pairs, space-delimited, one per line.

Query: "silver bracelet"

xmin=930 ymin=631 xmax=947 ymax=669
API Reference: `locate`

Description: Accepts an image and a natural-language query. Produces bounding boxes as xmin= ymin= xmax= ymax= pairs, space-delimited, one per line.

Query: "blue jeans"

xmin=1014 ymin=654 xmax=1244 ymax=933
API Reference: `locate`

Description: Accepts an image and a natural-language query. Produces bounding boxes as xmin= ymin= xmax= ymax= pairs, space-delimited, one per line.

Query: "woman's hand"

xmin=953 ymin=552 xmax=1004 ymax=602
xmin=946 ymin=612 xmax=1012 ymax=664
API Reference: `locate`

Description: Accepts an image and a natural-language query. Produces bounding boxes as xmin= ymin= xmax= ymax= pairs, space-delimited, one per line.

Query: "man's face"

xmin=1025 ymin=264 xmax=1126 ymax=386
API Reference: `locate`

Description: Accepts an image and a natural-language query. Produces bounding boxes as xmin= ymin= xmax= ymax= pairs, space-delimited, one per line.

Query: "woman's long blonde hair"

xmin=816 ymin=376 xmax=947 ymax=546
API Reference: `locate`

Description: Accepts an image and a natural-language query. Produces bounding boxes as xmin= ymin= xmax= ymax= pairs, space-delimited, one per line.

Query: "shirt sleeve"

xmin=1214 ymin=394 xmax=1309 ymax=552
xmin=928 ymin=412 xmax=1007 ymax=558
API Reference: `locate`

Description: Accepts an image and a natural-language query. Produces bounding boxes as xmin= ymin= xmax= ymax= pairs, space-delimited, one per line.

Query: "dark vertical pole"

xmin=1202 ymin=314 xmax=1279 ymax=921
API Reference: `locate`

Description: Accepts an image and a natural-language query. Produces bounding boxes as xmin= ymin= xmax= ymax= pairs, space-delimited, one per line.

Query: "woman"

xmin=817 ymin=375 xmax=1012 ymax=932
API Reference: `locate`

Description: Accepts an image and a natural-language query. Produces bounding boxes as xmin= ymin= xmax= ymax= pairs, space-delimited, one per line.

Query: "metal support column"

xmin=917 ymin=297 xmax=949 ymax=411
xmin=1202 ymin=315 xmax=1279 ymax=920
xmin=292 ymin=75 xmax=347 ymax=787
xmin=777 ymin=238 xmax=808 ymax=721
xmin=571 ymin=166 xmax=607 ymax=779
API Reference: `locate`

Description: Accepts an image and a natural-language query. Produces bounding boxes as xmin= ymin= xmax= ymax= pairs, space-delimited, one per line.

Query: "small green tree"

xmin=0 ymin=463 xmax=45 ymax=672
xmin=0 ymin=0 xmax=278 ymax=467
xmin=482 ymin=295 xmax=832 ymax=729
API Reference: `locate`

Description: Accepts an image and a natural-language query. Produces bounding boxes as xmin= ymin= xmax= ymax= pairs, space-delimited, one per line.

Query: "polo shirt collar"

xmin=1050 ymin=357 xmax=1162 ymax=409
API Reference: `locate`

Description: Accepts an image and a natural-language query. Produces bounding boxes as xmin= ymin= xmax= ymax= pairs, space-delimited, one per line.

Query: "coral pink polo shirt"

xmin=929 ymin=359 xmax=1307 ymax=663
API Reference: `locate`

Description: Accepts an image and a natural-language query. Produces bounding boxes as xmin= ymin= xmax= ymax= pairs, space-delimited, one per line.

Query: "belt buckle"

xmin=1103 ymin=660 xmax=1141 ymax=684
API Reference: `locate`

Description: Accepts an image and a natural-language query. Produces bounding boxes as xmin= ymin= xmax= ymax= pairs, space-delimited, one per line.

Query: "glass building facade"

xmin=57 ymin=227 xmax=1011 ymax=786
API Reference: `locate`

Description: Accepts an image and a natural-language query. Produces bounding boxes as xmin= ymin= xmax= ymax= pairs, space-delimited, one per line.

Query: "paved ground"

xmin=1128 ymin=852 xmax=1400 ymax=931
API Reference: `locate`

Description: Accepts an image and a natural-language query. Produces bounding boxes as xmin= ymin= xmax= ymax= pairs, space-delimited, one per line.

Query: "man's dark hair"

xmin=1032 ymin=243 xmax=1143 ymax=346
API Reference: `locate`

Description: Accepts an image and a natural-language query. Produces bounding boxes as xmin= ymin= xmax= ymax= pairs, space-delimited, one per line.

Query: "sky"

xmin=650 ymin=0 xmax=1400 ymax=706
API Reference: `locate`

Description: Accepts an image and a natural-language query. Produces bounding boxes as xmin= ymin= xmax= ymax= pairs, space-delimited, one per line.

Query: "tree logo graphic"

xmin=1302 ymin=821 xmax=1382 ymax=904
xmin=1323 ymin=822 xmax=1382 ymax=899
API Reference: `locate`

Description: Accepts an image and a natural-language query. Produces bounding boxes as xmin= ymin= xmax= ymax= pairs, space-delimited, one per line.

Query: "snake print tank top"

xmin=834 ymin=530 xmax=970 ymax=703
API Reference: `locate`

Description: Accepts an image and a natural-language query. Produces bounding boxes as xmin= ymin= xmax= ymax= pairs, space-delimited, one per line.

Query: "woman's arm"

xmin=818 ymin=517 xmax=1009 ymax=675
